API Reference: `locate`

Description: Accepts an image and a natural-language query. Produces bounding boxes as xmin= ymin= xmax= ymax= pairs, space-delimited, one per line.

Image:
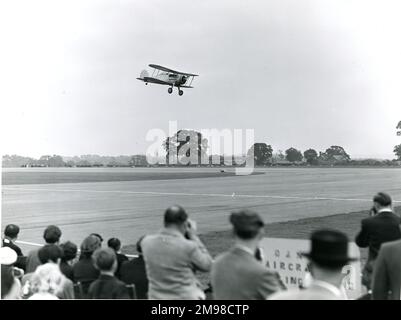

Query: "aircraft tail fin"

xmin=140 ymin=69 xmax=149 ymax=79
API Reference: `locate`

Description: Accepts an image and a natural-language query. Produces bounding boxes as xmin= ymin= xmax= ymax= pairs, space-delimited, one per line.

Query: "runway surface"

xmin=2 ymin=167 xmax=401 ymax=252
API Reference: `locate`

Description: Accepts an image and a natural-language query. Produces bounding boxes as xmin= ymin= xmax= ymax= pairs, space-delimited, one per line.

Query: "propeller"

xmin=180 ymin=76 xmax=187 ymax=85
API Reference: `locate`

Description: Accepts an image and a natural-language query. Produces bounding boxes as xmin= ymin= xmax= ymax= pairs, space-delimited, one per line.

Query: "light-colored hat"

xmin=0 ymin=247 xmax=17 ymax=265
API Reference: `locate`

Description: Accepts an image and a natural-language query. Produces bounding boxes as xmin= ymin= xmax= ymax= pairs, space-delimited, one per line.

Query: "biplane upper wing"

xmin=137 ymin=76 xmax=171 ymax=86
xmin=149 ymin=64 xmax=198 ymax=77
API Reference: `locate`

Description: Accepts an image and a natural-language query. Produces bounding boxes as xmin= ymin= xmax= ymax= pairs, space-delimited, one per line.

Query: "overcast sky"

xmin=1 ymin=0 xmax=401 ymax=159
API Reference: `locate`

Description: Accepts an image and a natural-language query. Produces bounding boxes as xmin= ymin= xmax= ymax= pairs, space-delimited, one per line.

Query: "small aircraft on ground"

xmin=137 ymin=64 xmax=198 ymax=96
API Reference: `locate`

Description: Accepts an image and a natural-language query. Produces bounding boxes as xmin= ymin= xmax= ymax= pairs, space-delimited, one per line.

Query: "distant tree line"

xmin=3 ymin=123 xmax=401 ymax=167
xmin=159 ymin=129 xmax=401 ymax=167
xmin=2 ymin=154 xmax=148 ymax=168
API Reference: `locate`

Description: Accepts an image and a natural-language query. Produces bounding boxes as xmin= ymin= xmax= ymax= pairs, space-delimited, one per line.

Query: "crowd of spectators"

xmin=1 ymin=191 xmax=401 ymax=300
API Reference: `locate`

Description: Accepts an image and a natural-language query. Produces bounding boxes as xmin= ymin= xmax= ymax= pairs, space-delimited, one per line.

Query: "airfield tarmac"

xmin=2 ymin=167 xmax=401 ymax=252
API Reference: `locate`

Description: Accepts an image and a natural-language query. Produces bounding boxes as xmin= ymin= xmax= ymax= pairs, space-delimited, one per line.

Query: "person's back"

xmin=25 ymin=249 xmax=41 ymax=273
xmin=355 ymin=193 xmax=401 ymax=261
xmin=270 ymin=229 xmax=356 ymax=300
xmin=355 ymin=193 xmax=401 ymax=291
xmin=372 ymin=239 xmax=401 ymax=300
xmin=26 ymin=225 xmax=62 ymax=273
xmin=212 ymin=246 xmax=281 ymax=299
xmin=73 ymin=255 xmax=100 ymax=294
xmin=73 ymin=235 xmax=102 ymax=296
xmin=60 ymin=260 xmax=74 ymax=281
xmin=142 ymin=231 xmax=210 ymax=299
xmin=211 ymin=210 xmax=283 ymax=300
xmin=59 ymin=241 xmax=77 ymax=282
xmin=142 ymin=205 xmax=212 ymax=300
xmin=120 ymin=237 xmax=148 ymax=299
xmin=120 ymin=256 xmax=148 ymax=299
xmin=88 ymin=247 xmax=129 ymax=299
xmin=88 ymin=274 xmax=129 ymax=299
xmin=269 ymin=283 xmax=345 ymax=300
xmin=356 ymin=212 xmax=401 ymax=259
xmin=107 ymin=237 xmax=128 ymax=279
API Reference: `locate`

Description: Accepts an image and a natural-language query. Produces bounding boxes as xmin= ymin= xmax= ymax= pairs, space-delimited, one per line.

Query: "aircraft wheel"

xmin=179 ymin=90 xmax=184 ymax=96
xmin=168 ymin=87 xmax=173 ymax=94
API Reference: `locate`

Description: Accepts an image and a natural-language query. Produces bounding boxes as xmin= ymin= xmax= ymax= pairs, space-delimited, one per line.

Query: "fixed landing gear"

xmin=168 ymin=87 xmax=184 ymax=96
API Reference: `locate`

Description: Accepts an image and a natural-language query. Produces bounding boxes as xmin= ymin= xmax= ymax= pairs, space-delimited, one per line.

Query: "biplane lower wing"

xmin=138 ymin=77 xmax=172 ymax=86
xmin=180 ymin=85 xmax=194 ymax=88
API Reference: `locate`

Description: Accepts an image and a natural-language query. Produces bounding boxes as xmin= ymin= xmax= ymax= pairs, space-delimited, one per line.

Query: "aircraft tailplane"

xmin=140 ymin=69 xmax=149 ymax=79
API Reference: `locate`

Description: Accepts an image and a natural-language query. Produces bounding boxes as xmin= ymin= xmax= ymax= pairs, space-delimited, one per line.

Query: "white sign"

xmin=259 ymin=237 xmax=362 ymax=299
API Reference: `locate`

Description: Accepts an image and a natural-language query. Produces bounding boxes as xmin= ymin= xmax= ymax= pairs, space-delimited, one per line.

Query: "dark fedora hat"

xmin=301 ymin=229 xmax=358 ymax=268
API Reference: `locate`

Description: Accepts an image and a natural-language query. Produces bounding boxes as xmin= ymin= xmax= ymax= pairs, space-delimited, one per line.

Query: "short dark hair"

xmin=1 ymin=265 xmax=15 ymax=299
xmin=164 ymin=205 xmax=188 ymax=226
xmin=4 ymin=224 xmax=20 ymax=238
xmin=60 ymin=241 xmax=78 ymax=261
xmin=93 ymin=248 xmax=116 ymax=271
xmin=38 ymin=244 xmax=64 ymax=264
xmin=373 ymin=192 xmax=392 ymax=207
xmin=107 ymin=238 xmax=121 ymax=251
xmin=43 ymin=225 xmax=62 ymax=244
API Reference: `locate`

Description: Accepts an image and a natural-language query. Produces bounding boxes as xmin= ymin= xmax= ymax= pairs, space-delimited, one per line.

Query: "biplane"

xmin=137 ymin=64 xmax=198 ymax=96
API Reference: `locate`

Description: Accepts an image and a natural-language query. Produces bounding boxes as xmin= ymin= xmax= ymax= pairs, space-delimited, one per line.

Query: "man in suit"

xmin=88 ymin=248 xmax=129 ymax=299
xmin=2 ymin=224 xmax=26 ymax=270
xmin=269 ymin=229 xmax=356 ymax=300
xmin=355 ymin=192 xmax=401 ymax=290
xmin=120 ymin=236 xmax=148 ymax=299
xmin=142 ymin=205 xmax=213 ymax=300
xmin=211 ymin=210 xmax=285 ymax=300
xmin=372 ymin=239 xmax=401 ymax=299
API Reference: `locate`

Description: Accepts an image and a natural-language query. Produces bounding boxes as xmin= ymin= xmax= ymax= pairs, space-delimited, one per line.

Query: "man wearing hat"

xmin=211 ymin=209 xmax=284 ymax=300
xmin=269 ymin=229 xmax=356 ymax=300
xmin=355 ymin=192 xmax=401 ymax=291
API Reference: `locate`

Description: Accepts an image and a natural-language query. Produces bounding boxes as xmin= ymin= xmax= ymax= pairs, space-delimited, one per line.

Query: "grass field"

xmin=2 ymin=167 xmax=401 ymax=257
